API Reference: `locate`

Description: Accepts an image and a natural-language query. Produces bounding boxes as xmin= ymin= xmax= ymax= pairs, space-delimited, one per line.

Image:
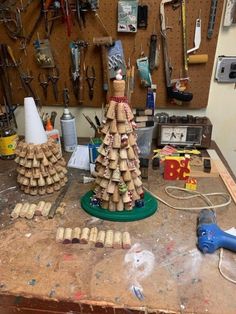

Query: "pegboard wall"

xmin=0 ymin=0 xmax=224 ymax=109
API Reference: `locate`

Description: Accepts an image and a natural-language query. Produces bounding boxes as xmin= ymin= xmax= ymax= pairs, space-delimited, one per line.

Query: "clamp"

xmin=38 ymin=72 xmax=49 ymax=99
xmin=86 ymin=66 xmax=95 ymax=100
xmin=48 ymin=66 xmax=60 ymax=101
xmin=21 ymin=70 xmax=36 ymax=99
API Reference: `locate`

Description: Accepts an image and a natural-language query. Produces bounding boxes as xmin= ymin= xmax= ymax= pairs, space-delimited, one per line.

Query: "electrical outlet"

xmin=215 ymin=56 xmax=236 ymax=83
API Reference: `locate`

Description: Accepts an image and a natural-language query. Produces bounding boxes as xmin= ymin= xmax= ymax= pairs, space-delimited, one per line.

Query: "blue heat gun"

xmin=197 ymin=209 xmax=236 ymax=254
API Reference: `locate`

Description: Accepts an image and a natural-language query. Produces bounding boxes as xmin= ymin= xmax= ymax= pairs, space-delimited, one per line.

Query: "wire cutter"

xmin=86 ymin=66 xmax=95 ymax=100
xmin=48 ymin=66 xmax=60 ymax=101
xmin=38 ymin=72 xmax=49 ymax=99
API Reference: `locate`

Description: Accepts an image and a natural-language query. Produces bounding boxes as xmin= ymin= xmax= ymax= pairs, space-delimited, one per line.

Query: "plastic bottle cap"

xmin=63 ymin=108 xmax=70 ymax=114
xmin=46 ymin=119 xmax=53 ymax=131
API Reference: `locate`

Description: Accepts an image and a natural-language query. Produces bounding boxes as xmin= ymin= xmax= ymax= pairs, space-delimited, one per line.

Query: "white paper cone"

xmin=24 ymin=97 xmax=48 ymax=144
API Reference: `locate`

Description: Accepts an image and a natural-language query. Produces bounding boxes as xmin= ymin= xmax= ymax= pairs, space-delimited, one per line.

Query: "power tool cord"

xmin=144 ymin=186 xmax=232 ymax=211
xmin=144 ymin=185 xmax=236 ymax=284
xmin=219 ymin=249 xmax=236 ymax=284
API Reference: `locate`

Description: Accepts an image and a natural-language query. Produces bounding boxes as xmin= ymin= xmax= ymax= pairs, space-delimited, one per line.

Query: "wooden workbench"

xmin=0 ymin=150 xmax=236 ymax=314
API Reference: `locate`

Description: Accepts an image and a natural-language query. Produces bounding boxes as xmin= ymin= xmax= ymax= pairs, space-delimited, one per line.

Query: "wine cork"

xmin=17 ymin=166 xmax=25 ymax=175
xmin=122 ymin=191 xmax=131 ymax=203
xmin=136 ymin=186 xmax=144 ymax=195
xmin=80 ymin=227 xmax=90 ymax=244
xmin=127 ymin=180 xmax=135 ymax=190
xmin=41 ymin=202 xmax=52 ymax=217
xmin=127 ymin=147 xmax=135 ymax=159
xmin=72 ymin=227 xmax=81 ymax=243
xmin=108 ymin=148 xmax=117 ymax=161
xmin=53 ymin=173 xmax=60 ymax=183
xmin=19 ymin=157 xmax=26 ymax=166
xmin=123 ymin=170 xmax=131 ymax=182
xmin=106 ymin=101 xmax=116 ymax=119
xmin=89 ymin=227 xmax=98 ymax=244
xmin=110 ymin=119 xmax=118 ymax=134
xmin=56 ymin=227 xmax=65 ymax=243
xmin=41 ymin=143 xmax=53 ymax=158
xmin=102 ymin=190 xmax=110 ymax=201
xmin=24 ymin=169 xmax=32 ymax=178
xmin=113 ymin=133 xmax=121 ymax=148
xmin=15 ymin=156 xmax=20 ymax=164
xmin=108 ymin=199 xmax=116 ymax=211
xmin=22 ymin=177 xmax=29 ymax=186
xmin=46 ymin=176 xmax=54 ymax=185
xmin=98 ymin=166 xmax=105 ymax=177
xmin=103 ymin=132 xmax=112 ymax=145
xmin=132 ymin=190 xmax=140 ymax=201
xmin=24 ymin=186 xmax=30 ymax=194
xmin=42 ymin=154 xmax=49 ymax=166
xmin=126 ymin=106 xmax=134 ymax=120
xmin=133 ymin=177 xmax=142 ymax=187
xmin=112 ymin=185 xmax=120 ymax=203
xmin=117 ymin=103 xmax=126 ymax=122
xmin=120 ymin=149 xmax=128 ymax=159
xmin=38 ymin=187 xmax=46 ymax=195
xmin=30 ymin=187 xmax=38 ymax=195
xmin=100 ymin=178 xmax=109 ymax=189
xmin=53 ymin=182 xmax=61 ymax=191
xmin=33 ymin=168 xmax=40 ymax=179
xmin=56 ymin=202 xmax=66 ymax=216
xmin=35 ymin=145 xmax=44 ymax=160
xmin=101 ymin=121 xmax=110 ymax=134
xmin=102 ymin=201 xmax=109 ymax=209
xmin=107 ymin=180 xmax=116 ymax=194
xmin=120 ymin=160 xmax=128 ymax=172
xmin=19 ymin=203 xmax=30 ymax=218
xmin=49 ymin=154 xmax=57 ymax=164
xmin=103 ymin=168 xmax=112 ymax=180
xmin=25 ymin=203 xmax=37 ymax=219
xmin=48 ymin=164 xmax=56 ymax=176
xmin=11 ymin=203 xmax=23 ymax=219
xmin=109 ymin=159 xmax=118 ymax=170
xmin=104 ymin=230 xmax=114 ymax=248
xmin=35 ymin=201 xmax=45 ymax=215
xmin=125 ymin=122 xmax=133 ymax=134
xmin=26 ymin=144 xmax=35 ymax=159
xmin=63 ymin=228 xmax=72 ymax=244
xmin=122 ymin=232 xmax=131 ymax=249
xmin=128 ymin=133 xmax=136 ymax=146
xmin=19 ymin=143 xmax=27 ymax=157
xmin=113 ymin=231 xmax=122 ymax=249
xmin=125 ymin=202 xmax=132 ymax=210
xmin=30 ymin=177 xmax=37 ymax=187
xmin=37 ymin=174 xmax=45 ymax=187
xmin=95 ymin=230 xmax=106 ymax=248
xmin=117 ymin=122 xmax=126 ymax=134
xmin=117 ymin=198 xmax=124 ymax=211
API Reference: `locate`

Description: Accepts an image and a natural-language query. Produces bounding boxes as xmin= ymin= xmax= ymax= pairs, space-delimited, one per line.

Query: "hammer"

xmin=93 ymin=36 xmax=113 ymax=93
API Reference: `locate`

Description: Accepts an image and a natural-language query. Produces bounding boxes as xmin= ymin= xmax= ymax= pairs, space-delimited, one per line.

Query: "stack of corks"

xmin=14 ymin=138 xmax=68 ymax=195
xmin=92 ymin=76 xmax=144 ymax=211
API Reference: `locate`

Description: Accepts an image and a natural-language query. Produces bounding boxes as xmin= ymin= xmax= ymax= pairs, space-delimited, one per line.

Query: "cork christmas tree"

xmin=81 ymin=71 xmax=157 ymax=221
xmin=14 ymin=97 xmax=68 ymax=195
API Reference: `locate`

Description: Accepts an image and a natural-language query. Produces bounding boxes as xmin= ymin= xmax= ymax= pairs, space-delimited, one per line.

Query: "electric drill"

xmin=197 ymin=209 xmax=236 ymax=253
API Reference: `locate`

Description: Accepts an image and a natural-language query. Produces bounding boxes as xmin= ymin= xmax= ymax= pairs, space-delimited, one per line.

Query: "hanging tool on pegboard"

xmin=160 ymin=0 xmax=193 ymax=102
xmin=207 ymin=0 xmax=218 ymax=39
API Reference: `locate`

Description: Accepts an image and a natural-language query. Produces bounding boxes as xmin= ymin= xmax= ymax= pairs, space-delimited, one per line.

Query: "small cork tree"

xmin=91 ymin=72 xmax=145 ymax=211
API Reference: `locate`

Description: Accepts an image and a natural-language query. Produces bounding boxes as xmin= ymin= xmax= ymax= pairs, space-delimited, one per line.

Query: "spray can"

xmin=60 ymin=88 xmax=77 ymax=152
